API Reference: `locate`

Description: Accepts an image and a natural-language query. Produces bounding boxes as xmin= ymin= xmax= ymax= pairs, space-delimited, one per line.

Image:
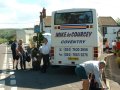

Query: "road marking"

xmin=9 ymin=66 xmax=13 ymax=69
xmin=9 ymin=71 xmax=15 ymax=75
xmin=67 ymin=84 xmax=72 ymax=87
xmin=8 ymin=58 xmax=13 ymax=69
xmin=9 ymin=63 xmax=13 ymax=66
xmin=10 ymin=75 xmax=15 ymax=79
xmin=11 ymin=87 xmax=17 ymax=90
xmin=8 ymin=56 xmax=17 ymax=90
xmin=0 ymin=80 xmax=5 ymax=90
xmin=0 ymin=88 xmax=5 ymax=90
xmin=8 ymin=47 xmax=10 ymax=50
xmin=0 ymin=74 xmax=5 ymax=79
xmin=10 ymin=80 xmax=16 ymax=85
xmin=0 ymin=80 xmax=5 ymax=87
xmin=0 ymin=46 xmax=7 ymax=90
xmin=8 ymin=58 xmax=17 ymax=89
xmin=1 ymin=46 xmax=17 ymax=90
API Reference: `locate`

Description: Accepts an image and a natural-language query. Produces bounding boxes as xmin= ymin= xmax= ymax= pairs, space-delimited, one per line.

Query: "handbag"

xmin=26 ymin=52 xmax=31 ymax=62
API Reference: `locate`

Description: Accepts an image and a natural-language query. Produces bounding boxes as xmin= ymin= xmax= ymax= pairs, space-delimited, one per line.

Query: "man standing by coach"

xmin=40 ymin=38 xmax=51 ymax=73
xmin=11 ymin=39 xmax=19 ymax=70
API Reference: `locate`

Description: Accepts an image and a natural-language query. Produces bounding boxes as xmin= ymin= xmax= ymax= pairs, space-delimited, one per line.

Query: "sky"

xmin=0 ymin=0 xmax=120 ymax=29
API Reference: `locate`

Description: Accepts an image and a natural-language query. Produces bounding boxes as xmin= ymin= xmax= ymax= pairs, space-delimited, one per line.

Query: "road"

xmin=0 ymin=44 xmax=120 ymax=90
xmin=0 ymin=44 xmax=82 ymax=90
xmin=105 ymin=53 xmax=120 ymax=90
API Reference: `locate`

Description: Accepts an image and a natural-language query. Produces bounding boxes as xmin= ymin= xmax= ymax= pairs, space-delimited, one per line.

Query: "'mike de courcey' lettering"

xmin=55 ymin=32 xmax=92 ymax=37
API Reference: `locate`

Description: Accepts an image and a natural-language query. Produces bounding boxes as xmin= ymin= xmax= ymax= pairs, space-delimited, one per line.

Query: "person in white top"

xmin=75 ymin=60 xmax=106 ymax=90
xmin=39 ymin=38 xmax=51 ymax=73
xmin=112 ymin=40 xmax=116 ymax=51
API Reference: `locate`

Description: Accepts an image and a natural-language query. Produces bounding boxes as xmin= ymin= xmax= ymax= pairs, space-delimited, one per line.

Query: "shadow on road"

xmin=3 ymin=66 xmax=80 ymax=89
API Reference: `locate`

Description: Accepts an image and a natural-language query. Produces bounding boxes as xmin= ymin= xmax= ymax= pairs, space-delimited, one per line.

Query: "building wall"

xmin=104 ymin=27 xmax=120 ymax=48
xmin=44 ymin=27 xmax=51 ymax=33
xmin=16 ymin=29 xmax=35 ymax=44
xmin=16 ymin=30 xmax=26 ymax=43
xmin=24 ymin=30 xmax=35 ymax=44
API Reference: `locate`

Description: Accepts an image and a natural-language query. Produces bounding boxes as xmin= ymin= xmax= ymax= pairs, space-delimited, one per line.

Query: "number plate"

xmin=68 ymin=57 xmax=79 ymax=60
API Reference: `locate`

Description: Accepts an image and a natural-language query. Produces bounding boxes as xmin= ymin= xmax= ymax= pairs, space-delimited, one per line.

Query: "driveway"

xmin=105 ymin=53 xmax=120 ymax=90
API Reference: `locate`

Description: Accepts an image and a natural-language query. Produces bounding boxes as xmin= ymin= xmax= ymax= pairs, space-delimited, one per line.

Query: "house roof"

xmin=98 ymin=16 xmax=117 ymax=26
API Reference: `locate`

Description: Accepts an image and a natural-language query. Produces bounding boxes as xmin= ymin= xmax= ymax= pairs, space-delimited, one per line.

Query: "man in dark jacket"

xmin=31 ymin=45 xmax=42 ymax=70
xmin=11 ymin=39 xmax=19 ymax=69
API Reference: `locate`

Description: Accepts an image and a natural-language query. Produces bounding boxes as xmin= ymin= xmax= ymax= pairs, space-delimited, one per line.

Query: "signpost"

xmin=34 ymin=25 xmax=40 ymax=47
xmin=34 ymin=25 xmax=40 ymax=33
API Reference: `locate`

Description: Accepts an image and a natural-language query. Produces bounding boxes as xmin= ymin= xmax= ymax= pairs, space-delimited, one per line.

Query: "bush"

xmin=0 ymin=38 xmax=7 ymax=44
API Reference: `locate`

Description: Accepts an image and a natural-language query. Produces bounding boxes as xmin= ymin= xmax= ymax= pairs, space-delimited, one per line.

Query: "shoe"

xmin=24 ymin=68 xmax=26 ymax=70
xmin=41 ymin=69 xmax=46 ymax=73
xmin=16 ymin=67 xmax=18 ymax=70
xmin=16 ymin=66 xmax=18 ymax=70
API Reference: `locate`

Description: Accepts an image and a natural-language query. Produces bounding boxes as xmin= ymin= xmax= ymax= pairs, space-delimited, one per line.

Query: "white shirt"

xmin=39 ymin=43 xmax=51 ymax=55
xmin=80 ymin=61 xmax=102 ymax=87
xmin=112 ymin=41 xmax=116 ymax=46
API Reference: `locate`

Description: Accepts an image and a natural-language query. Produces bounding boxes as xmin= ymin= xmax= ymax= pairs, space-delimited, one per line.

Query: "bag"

xmin=26 ymin=55 xmax=31 ymax=62
xmin=16 ymin=55 xmax=19 ymax=60
xmin=26 ymin=52 xmax=31 ymax=62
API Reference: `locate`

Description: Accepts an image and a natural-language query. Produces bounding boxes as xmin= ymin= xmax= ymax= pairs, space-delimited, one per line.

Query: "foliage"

xmin=38 ymin=32 xmax=44 ymax=43
xmin=0 ymin=29 xmax=16 ymax=43
xmin=103 ymin=38 xmax=107 ymax=45
xmin=116 ymin=37 xmax=120 ymax=41
xmin=115 ymin=18 xmax=120 ymax=25
xmin=0 ymin=38 xmax=7 ymax=44
xmin=115 ymin=49 xmax=120 ymax=68
xmin=113 ymin=49 xmax=120 ymax=55
xmin=32 ymin=32 xmax=44 ymax=48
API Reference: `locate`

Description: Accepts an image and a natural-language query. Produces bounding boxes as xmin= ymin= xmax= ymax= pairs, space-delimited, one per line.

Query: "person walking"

xmin=16 ymin=40 xmax=26 ymax=70
xmin=11 ymin=39 xmax=19 ymax=70
xmin=39 ymin=38 xmax=51 ymax=73
xmin=75 ymin=60 xmax=107 ymax=90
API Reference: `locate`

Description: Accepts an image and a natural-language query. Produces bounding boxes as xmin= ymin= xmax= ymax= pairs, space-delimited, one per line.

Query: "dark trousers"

xmin=42 ymin=54 xmax=49 ymax=72
xmin=19 ymin=53 xmax=26 ymax=69
xmin=32 ymin=59 xmax=41 ymax=70
xmin=20 ymin=60 xmax=26 ymax=69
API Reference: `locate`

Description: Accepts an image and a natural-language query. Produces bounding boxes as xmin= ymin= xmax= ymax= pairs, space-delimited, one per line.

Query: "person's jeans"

xmin=19 ymin=52 xmax=26 ymax=69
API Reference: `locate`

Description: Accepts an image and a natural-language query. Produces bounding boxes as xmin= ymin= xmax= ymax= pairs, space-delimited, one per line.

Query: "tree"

xmin=116 ymin=18 xmax=120 ymax=25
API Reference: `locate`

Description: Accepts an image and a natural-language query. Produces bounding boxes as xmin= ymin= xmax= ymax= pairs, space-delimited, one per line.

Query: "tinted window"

xmin=54 ymin=11 xmax=93 ymax=25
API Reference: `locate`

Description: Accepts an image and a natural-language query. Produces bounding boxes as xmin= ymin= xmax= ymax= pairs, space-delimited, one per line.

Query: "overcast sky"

xmin=0 ymin=0 xmax=120 ymax=28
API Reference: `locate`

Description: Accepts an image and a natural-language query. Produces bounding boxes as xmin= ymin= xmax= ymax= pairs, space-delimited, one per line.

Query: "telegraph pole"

xmin=40 ymin=8 xmax=46 ymax=32
xmin=33 ymin=8 xmax=46 ymax=48
xmin=40 ymin=8 xmax=46 ymax=33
